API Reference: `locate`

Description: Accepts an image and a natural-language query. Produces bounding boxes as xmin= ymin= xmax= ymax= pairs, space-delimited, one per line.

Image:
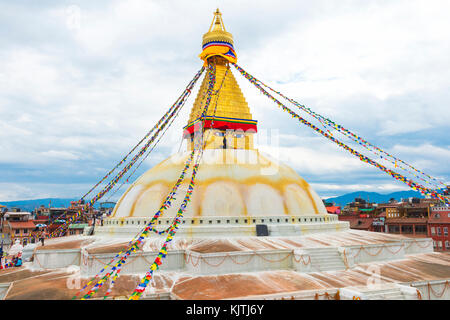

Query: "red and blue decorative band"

xmin=183 ymin=116 xmax=258 ymax=135
xmin=202 ymin=41 xmax=235 ymax=51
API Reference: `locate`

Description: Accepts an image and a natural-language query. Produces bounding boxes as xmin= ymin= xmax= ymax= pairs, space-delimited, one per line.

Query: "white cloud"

xmin=39 ymin=150 xmax=80 ymax=161
xmin=0 ymin=182 xmax=91 ymax=201
xmin=0 ymin=0 xmax=449 ymax=200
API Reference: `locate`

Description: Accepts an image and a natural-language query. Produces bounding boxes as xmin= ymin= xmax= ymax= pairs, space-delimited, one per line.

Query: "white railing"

xmin=103 ymin=214 xmax=339 ymax=227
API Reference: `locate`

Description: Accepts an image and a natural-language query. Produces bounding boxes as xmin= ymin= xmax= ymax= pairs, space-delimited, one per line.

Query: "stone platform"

xmin=1 ymin=226 xmax=449 ymax=300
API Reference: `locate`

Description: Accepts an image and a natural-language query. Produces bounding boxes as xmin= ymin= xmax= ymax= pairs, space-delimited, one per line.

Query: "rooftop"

xmin=8 ymin=221 xmax=36 ymax=229
xmin=386 ymin=218 xmax=428 ymax=224
xmin=349 ymin=219 xmax=374 ymax=229
xmin=4 ymin=212 xmax=31 ymax=216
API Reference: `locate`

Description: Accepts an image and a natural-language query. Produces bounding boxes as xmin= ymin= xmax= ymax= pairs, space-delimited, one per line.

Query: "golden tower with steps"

xmin=185 ymin=9 xmax=257 ymax=151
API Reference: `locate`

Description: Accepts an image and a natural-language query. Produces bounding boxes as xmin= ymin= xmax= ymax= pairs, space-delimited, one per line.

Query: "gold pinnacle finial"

xmin=214 ymin=8 xmax=221 ymax=20
xmin=208 ymin=8 xmax=226 ymax=33
xmin=203 ymin=8 xmax=233 ymax=47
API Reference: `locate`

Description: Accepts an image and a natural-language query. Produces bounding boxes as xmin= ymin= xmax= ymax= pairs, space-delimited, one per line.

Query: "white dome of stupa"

xmin=112 ymin=149 xmax=328 ymax=219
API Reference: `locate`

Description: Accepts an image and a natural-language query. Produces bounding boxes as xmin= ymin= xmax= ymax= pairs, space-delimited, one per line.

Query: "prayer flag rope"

xmin=148 ymin=66 xmax=230 ymax=236
xmin=233 ymin=63 xmax=446 ymax=190
xmin=73 ymin=70 xmax=206 ymax=299
xmin=81 ymin=67 xmax=205 ymax=200
xmin=233 ymin=63 xmax=449 ymax=205
xmin=86 ymin=68 xmax=205 ymax=208
xmin=79 ymin=65 xmax=217 ymax=300
xmin=33 ymin=208 xmax=85 ymax=242
xmin=37 ymin=68 xmax=205 ymax=245
xmin=77 ymin=128 xmax=196 ymax=300
xmin=128 ymin=64 xmax=217 ymax=300
xmin=104 ymin=82 xmax=190 ymax=203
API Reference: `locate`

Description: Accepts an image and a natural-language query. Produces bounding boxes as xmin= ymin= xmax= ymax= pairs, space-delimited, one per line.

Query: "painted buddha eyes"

xmin=214 ymin=131 xmax=244 ymax=138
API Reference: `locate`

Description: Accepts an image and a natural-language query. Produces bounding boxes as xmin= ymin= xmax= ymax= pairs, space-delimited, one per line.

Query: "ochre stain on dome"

xmin=111 ymin=150 xmax=326 ymax=218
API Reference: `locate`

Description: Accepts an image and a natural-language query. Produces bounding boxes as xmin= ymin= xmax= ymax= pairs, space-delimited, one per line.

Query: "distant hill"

xmin=324 ymin=190 xmax=424 ymax=207
xmin=0 ymin=198 xmax=114 ymax=211
xmin=0 ymin=190 xmax=424 ymax=211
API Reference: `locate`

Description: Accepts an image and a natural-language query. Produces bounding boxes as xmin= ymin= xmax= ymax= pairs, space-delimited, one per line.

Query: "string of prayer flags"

xmin=232 ymin=63 xmax=449 ymax=206
xmin=82 ymin=67 xmax=205 ymax=200
xmin=128 ymin=64 xmax=217 ymax=300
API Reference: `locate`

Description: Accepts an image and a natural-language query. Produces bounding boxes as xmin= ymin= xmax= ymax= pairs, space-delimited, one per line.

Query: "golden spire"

xmin=211 ymin=8 xmax=226 ymax=32
xmin=185 ymin=10 xmax=257 ymax=151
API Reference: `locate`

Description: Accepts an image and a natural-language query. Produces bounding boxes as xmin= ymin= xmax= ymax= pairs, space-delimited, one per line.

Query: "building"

xmin=383 ymin=200 xmax=430 ymax=237
xmin=2 ymin=212 xmax=36 ymax=245
xmin=372 ymin=212 xmax=386 ymax=232
xmin=68 ymin=223 xmax=88 ymax=236
xmin=384 ymin=217 xmax=428 ymax=237
xmin=325 ymin=205 xmax=341 ymax=215
xmin=347 ymin=217 xmax=375 ymax=231
xmin=428 ymin=206 xmax=450 ymax=251
xmin=341 ymin=197 xmax=376 ymax=216
xmin=378 ymin=203 xmax=401 ymax=219
xmin=337 ymin=197 xmax=383 ymax=232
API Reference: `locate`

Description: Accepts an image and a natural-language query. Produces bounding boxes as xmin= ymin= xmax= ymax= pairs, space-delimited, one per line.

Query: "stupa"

xmin=1 ymin=9 xmax=449 ymax=300
xmin=109 ymin=10 xmax=336 ymax=237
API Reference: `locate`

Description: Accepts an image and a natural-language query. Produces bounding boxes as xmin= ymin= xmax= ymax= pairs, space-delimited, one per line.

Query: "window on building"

xmin=438 ymin=241 xmax=443 ymax=250
xmin=389 ymin=225 xmax=400 ymax=233
xmin=437 ymin=227 xmax=442 ymax=236
xmin=401 ymin=225 xmax=413 ymax=234
xmin=433 ymin=240 xmax=437 ymax=248
xmin=431 ymin=227 xmax=436 ymax=235
xmin=446 ymin=241 xmax=450 ymax=250
xmin=15 ymin=229 xmax=20 ymax=234
xmin=435 ymin=214 xmax=440 ymax=219
xmin=415 ymin=225 xmax=427 ymax=234
xmin=444 ymin=227 xmax=448 ymax=236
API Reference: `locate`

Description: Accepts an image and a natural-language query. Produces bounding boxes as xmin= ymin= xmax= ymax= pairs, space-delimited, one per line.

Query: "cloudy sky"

xmin=0 ymin=0 xmax=449 ymax=201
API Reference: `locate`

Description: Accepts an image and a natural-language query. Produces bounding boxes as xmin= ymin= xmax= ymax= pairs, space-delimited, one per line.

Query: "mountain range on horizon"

xmin=0 ymin=198 xmax=113 ymax=212
xmin=0 ymin=190 xmax=425 ymax=212
xmin=324 ymin=190 xmax=424 ymax=207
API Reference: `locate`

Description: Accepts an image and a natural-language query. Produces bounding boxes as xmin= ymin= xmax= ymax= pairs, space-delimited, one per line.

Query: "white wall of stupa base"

xmin=94 ymin=214 xmax=346 ymax=239
xmin=73 ymin=235 xmax=433 ymax=278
